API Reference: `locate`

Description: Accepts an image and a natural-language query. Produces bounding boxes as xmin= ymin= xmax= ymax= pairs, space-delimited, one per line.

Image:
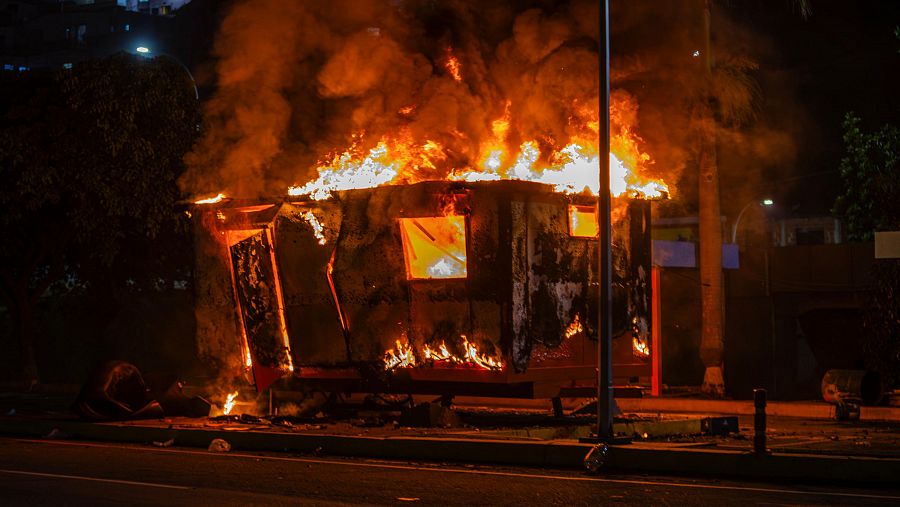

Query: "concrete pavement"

xmin=2 ymin=388 xmax=900 ymax=485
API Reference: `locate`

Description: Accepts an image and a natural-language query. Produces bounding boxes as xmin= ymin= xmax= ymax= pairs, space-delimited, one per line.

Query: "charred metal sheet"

xmin=330 ymin=187 xmax=411 ymax=363
xmin=192 ymin=210 xmax=244 ymax=371
xmin=230 ymin=230 xmax=291 ymax=369
xmin=628 ymin=201 xmax=652 ymax=358
xmin=276 ymin=202 xmax=347 ymax=365
xmin=525 ymin=196 xmax=591 ymax=366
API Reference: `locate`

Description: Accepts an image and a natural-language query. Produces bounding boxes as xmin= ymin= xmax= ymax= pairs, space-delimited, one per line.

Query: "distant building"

xmin=772 ymin=216 xmax=843 ymax=246
xmin=0 ymin=0 xmax=191 ymax=71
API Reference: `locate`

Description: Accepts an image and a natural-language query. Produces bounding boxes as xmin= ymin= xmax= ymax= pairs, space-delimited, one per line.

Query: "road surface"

xmin=0 ymin=437 xmax=896 ymax=506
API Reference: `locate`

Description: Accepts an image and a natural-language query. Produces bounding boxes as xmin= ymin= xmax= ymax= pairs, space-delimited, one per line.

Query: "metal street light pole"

xmin=731 ymin=199 xmax=774 ymax=244
xmin=135 ymin=46 xmax=198 ymax=101
xmin=596 ymin=0 xmax=614 ymax=441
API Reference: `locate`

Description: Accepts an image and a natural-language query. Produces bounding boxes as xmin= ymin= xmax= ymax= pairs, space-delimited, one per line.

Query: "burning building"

xmin=193 ymin=178 xmax=657 ymax=397
xmin=186 ymin=0 xmax=671 ymax=398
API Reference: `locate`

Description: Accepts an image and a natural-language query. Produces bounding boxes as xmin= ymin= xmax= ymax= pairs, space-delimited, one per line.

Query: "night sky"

xmin=725 ymin=0 xmax=900 ymax=216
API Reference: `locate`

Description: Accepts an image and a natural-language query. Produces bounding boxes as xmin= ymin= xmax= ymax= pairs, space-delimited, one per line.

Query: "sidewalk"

xmin=1 ymin=390 xmax=900 ymax=485
xmin=616 ymin=397 xmax=900 ymax=422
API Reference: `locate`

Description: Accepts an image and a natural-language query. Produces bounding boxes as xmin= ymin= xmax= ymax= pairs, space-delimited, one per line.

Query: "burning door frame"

xmin=193 ymin=180 xmax=653 ymax=397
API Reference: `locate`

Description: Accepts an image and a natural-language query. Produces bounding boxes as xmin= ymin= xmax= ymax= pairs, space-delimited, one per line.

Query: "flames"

xmin=385 ymin=336 xmax=503 ymax=371
xmin=399 ymin=216 xmax=467 ymax=279
xmin=300 ymin=210 xmax=326 ymax=245
xmin=194 ymin=193 xmax=226 ymax=205
xmin=287 ymin=113 xmax=667 ymax=202
xmin=223 ymin=391 xmax=239 ymax=415
xmin=565 ymin=314 xmax=584 ymax=339
xmin=384 ymin=339 xmax=417 ymax=370
xmin=444 ymin=47 xmax=463 ymax=82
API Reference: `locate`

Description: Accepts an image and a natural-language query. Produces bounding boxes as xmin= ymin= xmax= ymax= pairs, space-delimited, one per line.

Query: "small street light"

xmin=133 ymin=46 xmax=198 ymax=101
xmin=731 ymin=198 xmax=774 ymax=244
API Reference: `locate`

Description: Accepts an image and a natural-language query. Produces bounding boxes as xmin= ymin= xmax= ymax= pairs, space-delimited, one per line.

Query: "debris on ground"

xmin=207 ymin=438 xmax=232 ymax=452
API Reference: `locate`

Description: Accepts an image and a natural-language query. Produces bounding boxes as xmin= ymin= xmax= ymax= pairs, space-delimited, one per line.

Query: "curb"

xmin=617 ymin=398 xmax=900 ymax=421
xmin=2 ymin=417 xmax=899 ymax=485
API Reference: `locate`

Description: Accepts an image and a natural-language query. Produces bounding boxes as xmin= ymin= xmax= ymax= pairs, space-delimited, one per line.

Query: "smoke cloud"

xmin=182 ymin=0 xmax=796 ymax=211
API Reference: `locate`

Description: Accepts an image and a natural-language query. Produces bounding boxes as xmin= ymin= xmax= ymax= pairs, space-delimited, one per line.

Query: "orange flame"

xmin=399 ymin=216 xmax=467 ymax=279
xmin=300 ymin=210 xmax=326 ymax=245
xmin=223 ymin=391 xmax=239 ymax=415
xmin=288 ymin=128 xmax=667 ymax=201
xmin=564 ymin=314 xmax=584 ymax=339
xmin=194 ymin=193 xmax=226 ymax=205
xmin=444 ymin=48 xmax=462 ymax=82
xmin=386 ymin=335 xmax=503 ymax=371
xmin=384 ymin=339 xmax=417 ymax=370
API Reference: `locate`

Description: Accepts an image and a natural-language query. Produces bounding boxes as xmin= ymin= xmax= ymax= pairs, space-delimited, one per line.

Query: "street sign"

xmin=874 ymin=231 xmax=900 ymax=259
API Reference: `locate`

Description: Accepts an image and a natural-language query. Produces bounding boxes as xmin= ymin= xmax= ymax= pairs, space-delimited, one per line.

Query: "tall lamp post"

xmin=579 ymin=0 xmax=626 ymax=447
xmin=135 ymin=46 xmax=198 ymax=101
xmin=731 ymin=199 xmax=774 ymax=244
xmin=596 ymin=0 xmax=614 ymax=442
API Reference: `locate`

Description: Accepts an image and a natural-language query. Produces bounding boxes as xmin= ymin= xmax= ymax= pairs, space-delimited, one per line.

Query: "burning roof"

xmin=183 ymin=1 xmax=671 ymax=204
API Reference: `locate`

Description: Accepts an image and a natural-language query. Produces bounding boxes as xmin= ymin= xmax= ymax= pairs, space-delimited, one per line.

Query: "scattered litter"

xmin=313 ymin=446 xmax=324 ymax=456
xmin=44 ymin=428 xmax=68 ymax=440
xmin=208 ymin=438 xmax=232 ymax=452
xmin=396 ymin=498 xmax=420 ymax=502
xmin=153 ymin=438 xmax=175 ymax=448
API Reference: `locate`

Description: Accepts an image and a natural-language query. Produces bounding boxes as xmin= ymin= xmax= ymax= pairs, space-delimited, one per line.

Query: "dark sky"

xmin=727 ymin=0 xmax=900 ymax=216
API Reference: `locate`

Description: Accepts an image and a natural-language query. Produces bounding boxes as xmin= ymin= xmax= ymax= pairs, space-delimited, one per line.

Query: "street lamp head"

xmin=761 ymin=199 xmax=774 ymax=206
xmin=136 ymin=46 xmax=151 ymax=54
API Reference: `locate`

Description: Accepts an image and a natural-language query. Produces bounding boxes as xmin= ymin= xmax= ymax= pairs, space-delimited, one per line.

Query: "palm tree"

xmin=697 ymin=0 xmax=809 ymax=396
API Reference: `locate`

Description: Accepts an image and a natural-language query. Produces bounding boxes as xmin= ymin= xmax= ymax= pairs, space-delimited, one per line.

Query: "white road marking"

xmin=7 ymin=437 xmax=900 ymax=501
xmin=0 ymin=468 xmax=191 ymax=490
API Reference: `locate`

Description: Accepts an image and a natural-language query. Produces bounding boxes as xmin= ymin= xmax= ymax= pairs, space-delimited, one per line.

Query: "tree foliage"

xmin=833 ymin=112 xmax=900 ymax=389
xmin=0 ymin=53 xmax=201 ymax=383
xmin=833 ymin=113 xmax=900 ymax=241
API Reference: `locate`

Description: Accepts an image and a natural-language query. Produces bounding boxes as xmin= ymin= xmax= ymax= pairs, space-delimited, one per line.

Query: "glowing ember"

xmin=194 ymin=193 xmax=226 ymax=205
xmin=384 ymin=339 xmax=416 ymax=370
xmin=244 ymin=349 xmax=252 ymax=368
xmin=300 ymin=210 xmax=326 ymax=245
xmin=223 ymin=391 xmax=239 ymax=415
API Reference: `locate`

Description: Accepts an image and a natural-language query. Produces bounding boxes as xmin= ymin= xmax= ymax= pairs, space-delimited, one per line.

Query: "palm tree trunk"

xmin=698 ymin=0 xmax=725 ymax=396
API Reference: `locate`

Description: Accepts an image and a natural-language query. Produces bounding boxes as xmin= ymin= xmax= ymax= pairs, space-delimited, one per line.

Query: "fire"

xmin=399 ymin=216 xmax=467 ymax=279
xmin=244 ymin=349 xmax=252 ymax=368
xmin=444 ymin=48 xmax=462 ymax=82
xmin=632 ymin=337 xmax=650 ymax=358
xmin=564 ymin=314 xmax=584 ymax=339
xmin=223 ymin=391 xmax=239 ymax=415
xmin=288 ymin=131 xmax=666 ymax=202
xmin=384 ymin=339 xmax=416 ymax=370
xmin=568 ymin=205 xmax=599 ymax=238
xmin=300 ymin=210 xmax=326 ymax=245
xmin=387 ymin=336 xmax=503 ymax=371
xmin=194 ymin=193 xmax=226 ymax=205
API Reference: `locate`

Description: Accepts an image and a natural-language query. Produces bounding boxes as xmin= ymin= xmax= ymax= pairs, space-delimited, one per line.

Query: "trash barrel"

xmin=820 ymin=369 xmax=883 ymax=406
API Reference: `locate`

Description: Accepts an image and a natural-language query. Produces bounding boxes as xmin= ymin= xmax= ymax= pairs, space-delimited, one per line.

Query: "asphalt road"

xmin=0 ymin=437 xmax=897 ymax=506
